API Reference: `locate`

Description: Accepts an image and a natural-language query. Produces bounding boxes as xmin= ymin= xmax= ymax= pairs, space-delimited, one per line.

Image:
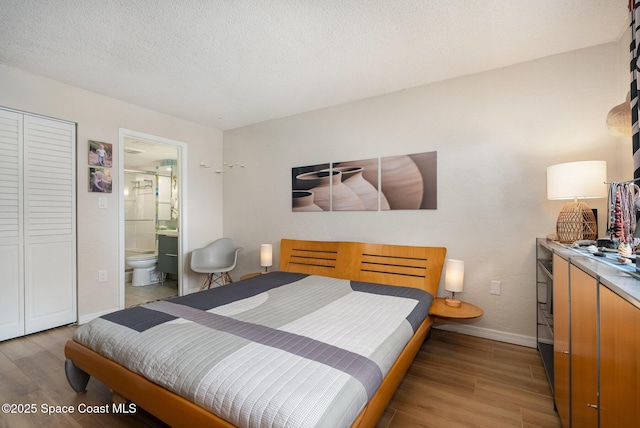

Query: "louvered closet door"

xmin=0 ymin=110 xmax=24 ymax=341
xmin=23 ymin=115 xmax=76 ymax=334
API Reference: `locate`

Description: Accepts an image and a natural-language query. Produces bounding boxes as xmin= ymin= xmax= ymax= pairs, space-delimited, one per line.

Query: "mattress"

xmin=73 ymin=271 xmax=434 ymax=428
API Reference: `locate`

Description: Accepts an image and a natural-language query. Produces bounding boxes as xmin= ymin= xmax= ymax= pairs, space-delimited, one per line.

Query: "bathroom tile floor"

xmin=125 ymin=279 xmax=178 ymax=308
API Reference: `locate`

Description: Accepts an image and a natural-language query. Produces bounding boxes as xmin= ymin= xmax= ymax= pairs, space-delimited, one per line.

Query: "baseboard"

xmin=433 ymin=323 xmax=537 ymax=348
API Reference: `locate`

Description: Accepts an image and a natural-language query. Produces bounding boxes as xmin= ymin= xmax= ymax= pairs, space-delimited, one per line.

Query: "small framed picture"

xmin=89 ymin=167 xmax=112 ymax=193
xmin=89 ymin=140 xmax=112 ymax=167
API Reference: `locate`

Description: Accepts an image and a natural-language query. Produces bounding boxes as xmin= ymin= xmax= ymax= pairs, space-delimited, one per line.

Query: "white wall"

xmin=0 ymin=64 xmax=224 ymax=321
xmin=0 ymin=38 xmax=631 ymax=343
xmin=223 ymin=42 xmax=632 ymax=346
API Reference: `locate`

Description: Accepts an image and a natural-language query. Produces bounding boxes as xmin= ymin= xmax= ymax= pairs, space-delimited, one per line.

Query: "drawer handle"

xmin=587 ymin=404 xmax=598 ymax=409
xmin=165 ymin=253 xmax=178 ymax=257
xmin=562 ymin=351 xmax=569 ymax=355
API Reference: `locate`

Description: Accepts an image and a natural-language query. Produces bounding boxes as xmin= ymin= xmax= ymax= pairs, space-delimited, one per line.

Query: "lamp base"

xmin=444 ymin=298 xmax=461 ymax=308
xmin=556 ymin=201 xmax=597 ymax=244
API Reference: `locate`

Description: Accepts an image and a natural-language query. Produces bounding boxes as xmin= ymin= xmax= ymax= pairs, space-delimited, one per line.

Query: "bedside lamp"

xmin=546 ymin=161 xmax=607 ymax=244
xmin=260 ymin=244 xmax=272 ymax=273
xmin=444 ymin=259 xmax=464 ymax=308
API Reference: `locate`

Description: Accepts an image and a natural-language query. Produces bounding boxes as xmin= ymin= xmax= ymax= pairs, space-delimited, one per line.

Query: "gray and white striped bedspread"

xmin=73 ymin=272 xmax=433 ymax=428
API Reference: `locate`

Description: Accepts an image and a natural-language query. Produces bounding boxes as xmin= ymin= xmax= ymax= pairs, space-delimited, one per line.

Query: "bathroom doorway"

xmin=118 ymin=129 xmax=188 ymax=309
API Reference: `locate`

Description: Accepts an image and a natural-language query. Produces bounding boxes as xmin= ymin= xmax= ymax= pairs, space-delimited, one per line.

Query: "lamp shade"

xmin=546 ymin=161 xmax=607 ymax=200
xmin=260 ymin=244 xmax=273 ymax=268
xmin=444 ymin=259 xmax=464 ymax=293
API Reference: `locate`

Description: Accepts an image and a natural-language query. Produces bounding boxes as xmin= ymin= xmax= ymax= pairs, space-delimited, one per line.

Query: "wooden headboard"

xmin=279 ymin=239 xmax=446 ymax=297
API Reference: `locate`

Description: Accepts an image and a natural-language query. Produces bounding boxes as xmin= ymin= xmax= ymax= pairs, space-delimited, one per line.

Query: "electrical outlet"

xmin=98 ymin=270 xmax=107 ymax=283
xmin=490 ymin=280 xmax=501 ymax=295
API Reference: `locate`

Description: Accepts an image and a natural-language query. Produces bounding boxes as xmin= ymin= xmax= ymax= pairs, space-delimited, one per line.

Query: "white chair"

xmin=190 ymin=238 xmax=242 ymax=290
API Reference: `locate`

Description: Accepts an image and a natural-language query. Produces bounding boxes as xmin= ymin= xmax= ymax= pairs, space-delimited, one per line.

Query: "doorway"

xmin=118 ymin=129 xmax=188 ymax=309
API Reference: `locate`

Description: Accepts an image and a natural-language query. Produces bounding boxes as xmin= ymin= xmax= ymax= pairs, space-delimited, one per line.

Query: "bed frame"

xmin=65 ymin=239 xmax=446 ymax=427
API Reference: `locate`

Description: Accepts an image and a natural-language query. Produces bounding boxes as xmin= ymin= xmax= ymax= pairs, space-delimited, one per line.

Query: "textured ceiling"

xmin=0 ymin=0 xmax=629 ymax=131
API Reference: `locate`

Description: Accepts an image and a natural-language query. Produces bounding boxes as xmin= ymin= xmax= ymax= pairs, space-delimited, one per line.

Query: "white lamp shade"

xmin=444 ymin=259 xmax=464 ymax=293
xmin=260 ymin=244 xmax=273 ymax=268
xmin=546 ymin=161 xmax=607 ymax=200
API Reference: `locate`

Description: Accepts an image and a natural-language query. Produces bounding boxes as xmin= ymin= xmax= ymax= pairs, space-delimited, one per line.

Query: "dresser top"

xmin=538 ymin=238 xmax=640 ymax=310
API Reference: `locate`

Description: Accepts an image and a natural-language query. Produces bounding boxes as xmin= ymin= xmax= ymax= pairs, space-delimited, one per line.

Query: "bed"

xmin=64 ymin=239 xmax=446 ymax=427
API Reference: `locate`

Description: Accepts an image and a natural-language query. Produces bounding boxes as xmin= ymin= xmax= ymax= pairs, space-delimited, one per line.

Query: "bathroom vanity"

xmin=157 ymin=232 xmax=178 ymax=280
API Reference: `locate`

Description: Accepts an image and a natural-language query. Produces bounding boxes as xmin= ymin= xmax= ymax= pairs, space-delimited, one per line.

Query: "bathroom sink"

xmin=157 ymin=230 xmax=179 ymax=237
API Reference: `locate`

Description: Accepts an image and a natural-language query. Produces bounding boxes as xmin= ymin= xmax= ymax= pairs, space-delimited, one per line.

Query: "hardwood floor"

xmin=378 ymin=329 xmax=561 ymax=428
xmin=0 ymin=326 xmax=560 ymax=428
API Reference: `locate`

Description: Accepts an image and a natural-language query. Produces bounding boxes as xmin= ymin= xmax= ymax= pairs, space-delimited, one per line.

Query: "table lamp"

xmin=260 ymin=244 xmax=273 ymax=273
xmin=546 ymin=161 xmax=607 ymax=244
xmin=444 ymin=259 xmax=464 ymax=308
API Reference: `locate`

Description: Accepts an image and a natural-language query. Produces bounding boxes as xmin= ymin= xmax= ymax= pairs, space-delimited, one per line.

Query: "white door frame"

xmin=118 ymin=128 xmax=188 ymax=309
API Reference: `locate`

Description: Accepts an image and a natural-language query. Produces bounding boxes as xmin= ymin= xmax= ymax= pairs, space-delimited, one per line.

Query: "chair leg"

xmin=199 ymin=275 xmax=208 ymax=291
xmin=200 ymin=274 xmax=214 ymax=291
xmin=199 ymin=272 xmax=233 ymax=289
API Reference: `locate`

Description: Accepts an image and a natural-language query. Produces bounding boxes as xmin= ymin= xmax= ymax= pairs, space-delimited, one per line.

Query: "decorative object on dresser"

xmin=607 ymin=181 xmax=639 ymax=247
xmin=260 ymin=243 xmax=272 ymax=273
xmin=443 ymin=258 xmax=464 ymax=307
xmin=546 ymin=160 xmax=607 ymax=243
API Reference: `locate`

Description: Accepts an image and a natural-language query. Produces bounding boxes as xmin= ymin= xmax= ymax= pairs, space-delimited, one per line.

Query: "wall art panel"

xmin=381 ymin=151 xmax=437 ymax=210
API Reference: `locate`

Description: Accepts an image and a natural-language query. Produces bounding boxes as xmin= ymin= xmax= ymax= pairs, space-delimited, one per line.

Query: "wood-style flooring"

xmin=0 ymin=325 xmax=560 ymax=428
xmin=379 ymin=329 xmax=561 ymax=428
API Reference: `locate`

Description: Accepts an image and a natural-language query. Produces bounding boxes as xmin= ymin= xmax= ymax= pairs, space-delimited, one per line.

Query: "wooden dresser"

xmin=538 ymin=240 xmax=640 ymax=427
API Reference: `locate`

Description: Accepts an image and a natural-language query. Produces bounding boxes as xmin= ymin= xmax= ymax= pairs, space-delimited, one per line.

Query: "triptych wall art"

xmin=291 ymin=151 xmax=436 ymax=212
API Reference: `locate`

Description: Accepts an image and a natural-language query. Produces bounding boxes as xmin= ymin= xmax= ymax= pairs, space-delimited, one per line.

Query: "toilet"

xmin=126 ymin=254 xmax=159 ymax=286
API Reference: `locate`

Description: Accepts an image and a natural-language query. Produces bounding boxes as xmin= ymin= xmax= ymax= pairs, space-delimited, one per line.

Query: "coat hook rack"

xmin=224 ymin=162 xmax=245 ymax=168
xmin=216 ymin=162 xmax=245 ymax=173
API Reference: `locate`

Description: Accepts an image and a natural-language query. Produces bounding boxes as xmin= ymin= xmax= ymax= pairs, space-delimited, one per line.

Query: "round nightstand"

xmin=429 ymin=297 xmax=484 ymax=319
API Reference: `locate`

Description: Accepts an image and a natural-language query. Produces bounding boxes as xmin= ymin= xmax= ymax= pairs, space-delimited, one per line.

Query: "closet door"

xmin=0 ymin=110 xmax=24 ymax=341
xmin=23 ymin=115 xmax=76 ymax=334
